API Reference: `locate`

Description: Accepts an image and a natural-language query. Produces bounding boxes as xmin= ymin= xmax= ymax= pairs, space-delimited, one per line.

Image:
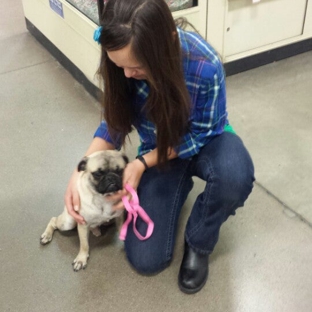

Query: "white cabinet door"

xmin=224 ymin=0 xmax=308 ymax=57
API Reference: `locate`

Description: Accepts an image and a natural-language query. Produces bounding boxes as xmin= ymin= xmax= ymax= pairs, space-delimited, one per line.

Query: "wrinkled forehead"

xmin=87 ymin=152 xmax=125 ymax=171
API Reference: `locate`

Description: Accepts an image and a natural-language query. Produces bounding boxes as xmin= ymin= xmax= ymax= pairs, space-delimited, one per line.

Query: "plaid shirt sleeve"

xmin=93 ymin=120 xmax=122 ymax=150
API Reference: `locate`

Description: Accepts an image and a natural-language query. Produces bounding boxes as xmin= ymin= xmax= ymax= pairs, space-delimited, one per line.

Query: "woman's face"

xmin=107 ymin=44 xmax=148 ymax=80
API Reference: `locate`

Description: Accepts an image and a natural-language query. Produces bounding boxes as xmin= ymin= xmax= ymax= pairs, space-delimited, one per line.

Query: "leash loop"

xmin=119 ymin=184 xmax=154 ymax=241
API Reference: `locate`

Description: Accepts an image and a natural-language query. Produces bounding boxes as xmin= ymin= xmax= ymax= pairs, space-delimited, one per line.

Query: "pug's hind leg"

xmin=40 ymin=207 xmax=76 ymax=245
xmin=72 ymin=223 xmax=90 ymax=272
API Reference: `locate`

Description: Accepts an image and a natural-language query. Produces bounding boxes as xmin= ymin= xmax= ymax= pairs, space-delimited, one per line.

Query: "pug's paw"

xmin=40 ymin=232 xmax=53 ymax=245
xmin=72 ymin=253 xmax=89 ymax=272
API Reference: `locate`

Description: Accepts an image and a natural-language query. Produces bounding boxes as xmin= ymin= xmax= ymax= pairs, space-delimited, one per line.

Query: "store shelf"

xmin=22 ymin=0 xmax=312 ymax=94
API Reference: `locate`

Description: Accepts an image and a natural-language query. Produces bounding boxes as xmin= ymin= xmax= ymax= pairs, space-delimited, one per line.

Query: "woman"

xmin=65 ymin=0 xmax=255 ymax=294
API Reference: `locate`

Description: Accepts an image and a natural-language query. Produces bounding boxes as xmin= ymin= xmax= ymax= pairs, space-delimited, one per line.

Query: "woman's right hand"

xmin=65 ymin=170 xmax=86 ymax=224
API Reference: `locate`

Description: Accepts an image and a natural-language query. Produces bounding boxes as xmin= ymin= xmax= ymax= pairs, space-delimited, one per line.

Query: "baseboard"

xmin=224 ymin=38 xmax=312 ymax=76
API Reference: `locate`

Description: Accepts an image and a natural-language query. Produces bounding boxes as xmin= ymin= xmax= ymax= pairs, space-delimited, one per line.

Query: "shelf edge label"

xmin=49 ymin=0 xmax=64 ymax=18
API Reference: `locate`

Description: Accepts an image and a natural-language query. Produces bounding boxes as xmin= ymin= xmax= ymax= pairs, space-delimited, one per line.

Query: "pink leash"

xmin=119 ymin=184 xmax=154 ymax=241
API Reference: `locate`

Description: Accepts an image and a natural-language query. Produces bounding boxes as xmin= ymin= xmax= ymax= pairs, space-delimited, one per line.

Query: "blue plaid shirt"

xmin=94 ymin=28 xmax=229 ymax=159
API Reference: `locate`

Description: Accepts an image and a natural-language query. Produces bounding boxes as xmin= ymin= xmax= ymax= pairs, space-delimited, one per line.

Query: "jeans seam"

xmin=187 ymin=157 xmax=215 ymax=240
xmin=165 ymin=163 xmax=191 ymax=261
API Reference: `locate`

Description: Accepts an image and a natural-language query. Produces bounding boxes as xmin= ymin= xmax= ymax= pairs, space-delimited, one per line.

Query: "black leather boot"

xmin=178 ymin=241 xmax=209 ymax=294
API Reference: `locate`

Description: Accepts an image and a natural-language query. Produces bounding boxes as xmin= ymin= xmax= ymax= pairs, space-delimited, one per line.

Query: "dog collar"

xmin=119 ymin=184 xmax=154 ymax=241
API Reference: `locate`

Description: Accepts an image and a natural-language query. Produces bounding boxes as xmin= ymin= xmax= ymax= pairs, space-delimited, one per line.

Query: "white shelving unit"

xmin=22 ymin=0 xmax=207 ymax=89
xmin=22 ymin=0 xmax=312 ymax=90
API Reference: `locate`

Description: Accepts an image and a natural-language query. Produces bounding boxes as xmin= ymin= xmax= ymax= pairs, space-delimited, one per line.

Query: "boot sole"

xmin=178 ymin=275 xmax=208 ymax=294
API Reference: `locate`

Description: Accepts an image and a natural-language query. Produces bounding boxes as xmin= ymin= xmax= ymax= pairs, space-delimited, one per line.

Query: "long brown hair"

xmin=98 ymin=0 xmax=190 ymax=165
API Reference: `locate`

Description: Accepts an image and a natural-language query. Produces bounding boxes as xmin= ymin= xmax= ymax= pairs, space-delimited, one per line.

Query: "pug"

xmin=40 ymin=150 xmax=129 ymax=271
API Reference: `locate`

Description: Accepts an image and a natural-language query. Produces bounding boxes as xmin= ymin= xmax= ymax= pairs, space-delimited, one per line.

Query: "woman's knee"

xmin=202 ymin=148 xmax=254 ymax=207
xmin=125 ymin=248 xmax=171 ymax=275
xmin=217 ymin=161 xmax=255 ymax=205
xmin=196 ymin=133 xmax=254 ymax=183
xmin=213 ymin=135 xmax=255 ymax=200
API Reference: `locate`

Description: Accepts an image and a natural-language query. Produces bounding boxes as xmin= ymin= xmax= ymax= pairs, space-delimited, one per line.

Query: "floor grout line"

xmin=255 ymin=181 xmax=312 ymax=229
xmin=0 ymin=59 xmax=54 ymax=76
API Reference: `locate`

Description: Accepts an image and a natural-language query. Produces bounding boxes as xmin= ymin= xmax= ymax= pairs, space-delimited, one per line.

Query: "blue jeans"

xmin=124 ymin=132 xmax=255 ymax=274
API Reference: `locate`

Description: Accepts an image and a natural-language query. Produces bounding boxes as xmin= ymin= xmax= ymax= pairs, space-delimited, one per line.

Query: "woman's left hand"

xmin=107 ymin=158 xmax=146 ymax=210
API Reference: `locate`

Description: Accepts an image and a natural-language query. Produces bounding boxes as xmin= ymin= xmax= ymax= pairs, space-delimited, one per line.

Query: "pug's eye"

xmin=115 ymin=166 xmax=124 ymax=175
xmin=91 ymin=171 xmax=103 ymax=180
xmin=116 ymin=169 xmax=124 ymax=175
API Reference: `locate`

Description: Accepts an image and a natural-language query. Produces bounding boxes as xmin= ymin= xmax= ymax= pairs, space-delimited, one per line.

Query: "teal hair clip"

xmin=93 ymin=26 xmax=103 ymax=44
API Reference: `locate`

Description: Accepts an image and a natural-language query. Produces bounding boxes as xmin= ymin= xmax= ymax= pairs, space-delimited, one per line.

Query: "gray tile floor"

xmin=1 ymin=1 xmax=312 ymax=311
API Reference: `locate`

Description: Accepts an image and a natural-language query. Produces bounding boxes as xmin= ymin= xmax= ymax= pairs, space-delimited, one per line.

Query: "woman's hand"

xmin=107 ymin=158 xmax=146 ymax=210
xmin=123 ymin=158 xmax=146 ymax=190
xmin=64 ymin=170 xmax=86 ymax=225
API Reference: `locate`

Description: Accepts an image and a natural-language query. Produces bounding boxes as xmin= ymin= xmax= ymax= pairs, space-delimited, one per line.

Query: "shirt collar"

xmin=135 ymin=79 xmax=149 ymax=100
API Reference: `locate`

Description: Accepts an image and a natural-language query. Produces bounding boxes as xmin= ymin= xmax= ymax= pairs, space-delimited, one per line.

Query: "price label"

xmin=49 ymin=0 xmax=64 ymax=18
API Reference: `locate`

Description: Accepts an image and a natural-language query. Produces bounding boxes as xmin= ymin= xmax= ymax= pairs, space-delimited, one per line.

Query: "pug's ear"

xmin=77 ymin=157 xmax=88 ymax=172
xmin=122 ymin=155 xmax=129 ymax=164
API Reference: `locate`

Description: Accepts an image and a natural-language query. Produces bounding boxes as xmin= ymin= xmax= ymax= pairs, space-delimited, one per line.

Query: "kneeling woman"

xmin=65 ymin=0 xmax=255 ymax=294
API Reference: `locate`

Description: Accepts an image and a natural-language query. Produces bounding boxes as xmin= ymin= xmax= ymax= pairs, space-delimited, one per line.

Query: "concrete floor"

xmin=1 ymin=1 xmax=312 ymax=311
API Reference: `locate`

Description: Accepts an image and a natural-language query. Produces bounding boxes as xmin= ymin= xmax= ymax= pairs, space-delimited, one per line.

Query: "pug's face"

xmin=77 ymin=150 xmax=129 ymax=195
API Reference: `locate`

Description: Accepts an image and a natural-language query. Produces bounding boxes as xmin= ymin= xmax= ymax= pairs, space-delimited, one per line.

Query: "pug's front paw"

xmin=72 ymin=253 xmax=89 ymax=272
xmin=40 ymin=232 xmax=53 ymax=245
